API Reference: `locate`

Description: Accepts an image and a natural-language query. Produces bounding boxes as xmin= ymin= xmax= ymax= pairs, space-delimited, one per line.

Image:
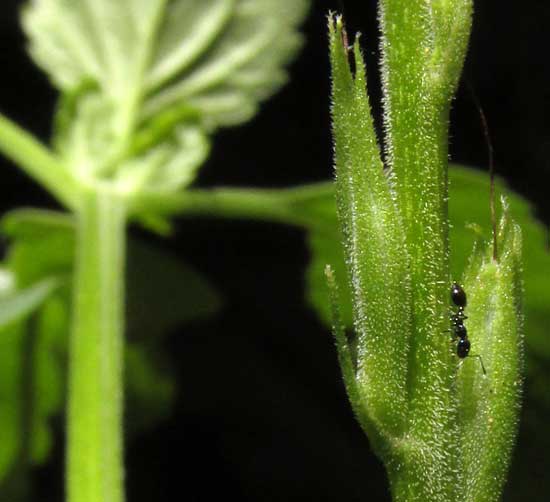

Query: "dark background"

xmin=1 ymin=0 xmax=549 ymax=501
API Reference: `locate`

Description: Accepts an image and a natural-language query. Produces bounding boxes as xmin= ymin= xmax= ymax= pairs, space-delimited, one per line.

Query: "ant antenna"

xmin=466 ymin=81 xmax=498 ymax=262
xmin=471 ymin=354 xmax=487 ymax=376
xmin=337 ymin=0 xmax=346 ymax=16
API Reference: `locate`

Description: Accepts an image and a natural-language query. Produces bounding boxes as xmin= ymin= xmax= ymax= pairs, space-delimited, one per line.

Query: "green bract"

xmin=457 ymin=200 xmax=523 ymax=502
xmin=327 ymin=4 xmax=523 ymax=501
xmin=328 ymin=21 xmax=412 ymax=448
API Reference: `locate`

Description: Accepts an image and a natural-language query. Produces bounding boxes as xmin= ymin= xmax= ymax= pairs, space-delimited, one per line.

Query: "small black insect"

xmin=450 ymin=282 xmax=468 ymax=331
xmin=451 ymin=282 xmax=467 ymax=309
xmin=450 ymin=282 xmax=486 ymax=374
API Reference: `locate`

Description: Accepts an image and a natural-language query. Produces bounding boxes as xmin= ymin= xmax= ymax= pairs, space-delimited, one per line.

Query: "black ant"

xmin=450 ymin=282 xmax=486 ymax=375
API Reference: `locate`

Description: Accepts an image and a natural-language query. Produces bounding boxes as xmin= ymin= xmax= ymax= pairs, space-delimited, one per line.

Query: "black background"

xmin=1 ymin=1 xmax=549 ymax=501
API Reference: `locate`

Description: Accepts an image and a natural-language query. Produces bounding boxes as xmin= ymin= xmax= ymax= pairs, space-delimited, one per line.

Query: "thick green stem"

xmin=67 ymin=188 xmax=126 ymax=502
xmin=378 ymin=1 xmax=473 ymax=499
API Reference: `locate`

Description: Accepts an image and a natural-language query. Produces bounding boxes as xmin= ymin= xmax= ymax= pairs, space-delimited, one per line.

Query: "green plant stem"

xmin=134 ymin=183 xmax=334 ymax=227
xmin=67 ymin=188 xmax=126 ymax=502
xmin=0 ymin=113 xmax=79 ymax=209
xmin=378 ymin=2 xmax=473 ymax=499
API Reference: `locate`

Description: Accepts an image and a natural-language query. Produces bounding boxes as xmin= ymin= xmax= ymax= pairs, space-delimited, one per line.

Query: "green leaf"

xmin=23 ymin=0 xmax=308 ymax=122
xmin=142 ymin=0 xmax=310 ymax=130
xmin=52 ymin=86 xmax=212 ymax=194
xmin=23 ymin=0 xmax=310 ymax=191
xmin=118 ymin=123 xmax=211 ymax=193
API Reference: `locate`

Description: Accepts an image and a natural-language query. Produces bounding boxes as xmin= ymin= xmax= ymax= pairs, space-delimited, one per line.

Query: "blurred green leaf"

xmin=2 ymin=209 xmax=74 ymax=287
xmin=0 ymin=322 xmax=27 ymax=491
xmin=23 ymin=0 xmax=309 ymax=130
xmin=0 ymin=291 xmax=67 ymax=495
xmin=0 ymin=208 xmax=220 ymax=483
xmin=29 ymin=293 xmax=68 ymax=464
xmin=125 ymin=343 xmax=174 ymax=436
xmin=22 ymin=0 xmax=310 ymax=194
xmin=0 ymin=210 xmax=70 ymax=491
xmin=2 ymin=208 xmax=221 ymax=329
xmin=0 ymin=278 xmax=60 ymax=329
xmin=126 ymin=237 xmax=221 ymax=340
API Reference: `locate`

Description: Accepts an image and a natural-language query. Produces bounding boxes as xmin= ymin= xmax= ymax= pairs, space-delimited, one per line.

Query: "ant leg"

xmin=470 ymin=354 xmax=487 ymax=376
xmin=456 ymin=355 xmax=487 ymax=376
xmin=443 ymin=329 xmax=457 ymax=343
xmin=450 ymin=311 xmax=468 ymax=322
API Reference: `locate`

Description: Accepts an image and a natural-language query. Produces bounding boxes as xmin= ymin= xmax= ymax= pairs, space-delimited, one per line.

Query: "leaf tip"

xmin=327 ymin=11 xmax=348 ymax=49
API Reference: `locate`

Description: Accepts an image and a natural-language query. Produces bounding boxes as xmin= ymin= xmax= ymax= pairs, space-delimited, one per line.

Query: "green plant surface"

xmin=67 ymin=190 xmax=126 ymax=502
xmin=0 ymin=1 xmax=540 ymax=500
xmin=21 ymin=0 xmax=309 ymax=195
xmin=328 ymin=23 xmax=412 ymax=449
xmin=303 ymin=166 xmax=548 ymax=364
xmin=0 ymin=208 xmax=220 ymax=491
xmin=0 ymin=115 xmax=78 ymax=209
xmin=104 ymin=166 xmax=548 ymax=408
xmin=1 ymin=170 xmax=538 ymax=500
xmin=0 ymin=0 xmax=308 ymax=502
xmin=0 ymin=278 xmax=60 ymax=328
xmin=457 ymin=201 xmax=523 ymax=502
xmin=376 ymin=1 xmax=474 ymax=497
xmin=0 ymin=1 xmax=310 ymax=500
xmin=324 ymin=5 xmax=523 ymax=501
xmin=0 ymin=290 xmax=67 ymax=501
